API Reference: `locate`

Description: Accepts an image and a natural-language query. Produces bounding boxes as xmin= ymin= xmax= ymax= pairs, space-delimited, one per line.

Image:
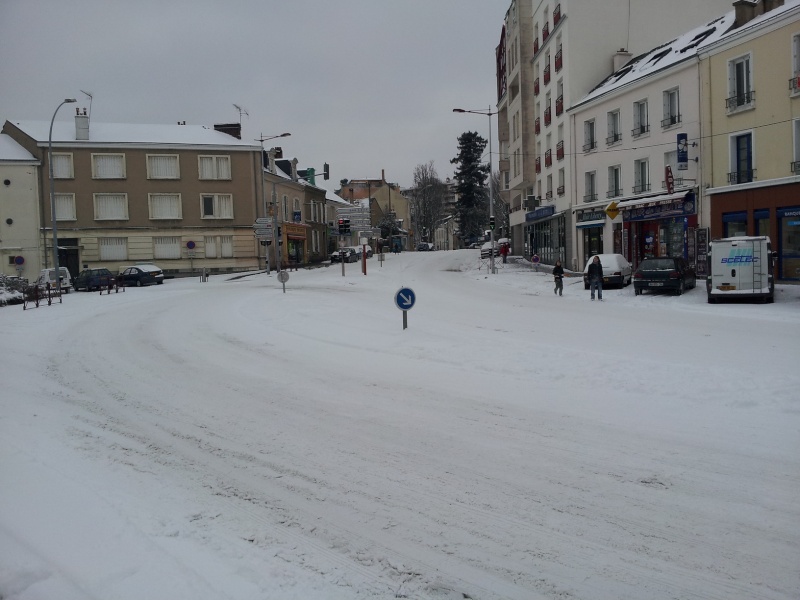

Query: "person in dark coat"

xmin=499 ymin=243 xmax=509 ymax=264
xmin=587 ymin=255 xmax=603 ymax=301
xmin=553 ymin=260 xmax=564 ymax=296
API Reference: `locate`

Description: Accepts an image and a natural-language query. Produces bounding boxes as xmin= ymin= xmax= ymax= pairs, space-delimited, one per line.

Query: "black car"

xmin=119 ymin=264 xmax=164 ymax=287
xmin=73 ymin=268 xmax=116 ymax=291
xmin=634 ymin=257 xmax=697 ymax=296
xmin=330 ymin=248 xmax=357 ymax=263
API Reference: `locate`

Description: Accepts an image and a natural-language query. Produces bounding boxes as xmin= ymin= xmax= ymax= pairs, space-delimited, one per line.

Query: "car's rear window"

xmin=641 ymin=259 xmax=675 ymax=270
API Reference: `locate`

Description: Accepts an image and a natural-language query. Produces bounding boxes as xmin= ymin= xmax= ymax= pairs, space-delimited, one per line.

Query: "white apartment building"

xmin=570 ymin=11 xmax=736 ymax=272
xmin=496 ymin=0 xmax=739 ymax=266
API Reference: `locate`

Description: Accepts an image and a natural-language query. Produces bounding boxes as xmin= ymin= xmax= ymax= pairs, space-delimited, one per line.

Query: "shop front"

xmin=283 ymin=223 xmax=308 ymax=267
xmin=575 ymin=209 xmax=607 ymax=266
xmin=619 ymin=190 xmax=698 ymax=271
xmin=524 ymin=205 xmax=567 ymax=265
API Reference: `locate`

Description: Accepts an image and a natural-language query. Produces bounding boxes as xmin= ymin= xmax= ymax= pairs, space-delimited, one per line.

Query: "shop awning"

xmin=617 ymin=189 xmax=694 ymax=210
xmin=576 ymin=219 xmax=606 ymax=229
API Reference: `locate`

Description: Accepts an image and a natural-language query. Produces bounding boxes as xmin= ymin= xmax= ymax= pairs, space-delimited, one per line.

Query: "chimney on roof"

xmin=762 ymin=0 xmax=784 ymax=12
xmin=75 ymin=108 xmax=89 ymax=141
xmin=613 ymin=48 xmax=632 ymax=72
xmin=733 ymin=0 xmax=761 ymax=27
xmin=291 ymin=158 xmax=298 ymax=181
xmin=213 ymin=122 xmax=241 ymax=139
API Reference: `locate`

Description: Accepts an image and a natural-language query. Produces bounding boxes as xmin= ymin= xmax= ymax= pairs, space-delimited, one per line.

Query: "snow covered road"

xmin=1 ymin=250 xmax=798 ymax=599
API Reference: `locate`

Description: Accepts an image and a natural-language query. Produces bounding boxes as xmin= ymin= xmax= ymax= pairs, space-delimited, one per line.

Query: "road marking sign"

xmin=394 ymin=287 xmax=416 ymax=311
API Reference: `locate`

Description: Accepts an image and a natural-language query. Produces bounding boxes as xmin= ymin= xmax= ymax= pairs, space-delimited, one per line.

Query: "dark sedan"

xmin=119 ymin=264 xmax=164 ymax=287
xmin=73 ymin=268 xmax=116 ymax=291
xmin=634 ymin=257 xmax=697 ymax=296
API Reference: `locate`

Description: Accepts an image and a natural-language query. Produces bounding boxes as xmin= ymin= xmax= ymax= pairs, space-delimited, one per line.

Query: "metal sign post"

xmin=277 ymin=269 xmax=289 ymax=293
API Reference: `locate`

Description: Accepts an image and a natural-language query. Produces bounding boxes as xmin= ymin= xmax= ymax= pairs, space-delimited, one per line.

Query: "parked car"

xmin=348 ymin=246 xmax=363 ymax=260
xmin=73 ymin=268 xmax=116 ymax=291
xmin=34 ymin=267 xmax=72 ymax=293
xmin=480 ymin=241 xmax=499 ymax=259
xmin=634 ymin=257 xmax=697 ymax=296
xmin=417 ymin=242 xmax=435 ymax=251
xmin=119 ymin=264 xmax=164 ymax=286
xmin=582 ymin=254 xmax=632 ymax=289
xmin=330 ymin=248 xmax=357 ymax=263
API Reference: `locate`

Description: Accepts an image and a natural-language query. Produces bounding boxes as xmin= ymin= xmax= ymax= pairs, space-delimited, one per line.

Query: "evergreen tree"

xmin=450 ymin=131 xmax=489 ymax=243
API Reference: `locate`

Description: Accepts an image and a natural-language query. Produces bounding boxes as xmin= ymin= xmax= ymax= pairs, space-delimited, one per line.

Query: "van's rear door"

xmin=719 ymin=239 xmax=756 ymax=291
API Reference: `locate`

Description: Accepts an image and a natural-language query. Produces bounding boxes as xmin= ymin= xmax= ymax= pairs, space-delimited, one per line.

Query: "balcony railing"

xmin=555 ymin=95 xmax=563 ymax=116
xmin=554 ymin=4 xmax=561 ymax=25
xmin=535 ymin=157 xmax=541 ymax=173
xmin=544 ymin=149 xmax=552 ymax=167
xmin=557 ymin=184 xmax=565 ymax=196
xmin=661 ymin=114 xmax=682 ymax=128
xmin=661 ymin=177 xmax=685 ymax=189
xmin=792 ymin=161 xmax=800 ymax=173
xmin=542 ymin=22 xmax=550 ymax=41
xmin=606 ymin=189 xmax=622 ymax=198
xmin=606 ymin=132 xmax=621 ymax=145
xmin=632 ymin=183 xmax=651 ymax=194
xmin=582 ymin=140 xmax=597 ymax=152
xmin=725 ymin=90 xmax=755 ymax=112
xmin=535 ymin=117 xmax=541 ymax=135
xmin=583 ymin=193 xmax=598 ymax=203
xmin=534 ymin=38 xmax=539 ymax=54
xmin=534 ymin=77 xmax=540 ymax=96
xmin=555 ymin=48 xmax=563 ymax=72
xmin=727 ymin=169 xmax=756 ymax=184
xmin=556 ymin=141 xmax=564 ymax=160
xmin=543 ymin=63 xmax=551 ymax=85
xmin=544 ymin=106 xmax=552 ymax=126
xmin=545 ymin=190 xmax=553 ymax=200
xmin=631 ymin=124 xmax=650 ymax=137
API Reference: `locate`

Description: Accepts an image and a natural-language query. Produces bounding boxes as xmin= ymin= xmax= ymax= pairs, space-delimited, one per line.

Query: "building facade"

xmin=699 ymin=0 xmax=800 ymax=281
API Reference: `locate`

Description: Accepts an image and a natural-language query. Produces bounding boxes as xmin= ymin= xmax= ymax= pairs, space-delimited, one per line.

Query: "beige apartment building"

xmin=2 ymin=115 xmax=264 ymax=278
xmin=699 ymin=0 xmax=800 ymax=281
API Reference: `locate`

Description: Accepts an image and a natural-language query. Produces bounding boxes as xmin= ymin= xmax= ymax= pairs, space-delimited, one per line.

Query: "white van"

xmin=35 ymin=267 xmax=73 ymax=293
xmin=706 ymin=236 xmax=775 ymax=304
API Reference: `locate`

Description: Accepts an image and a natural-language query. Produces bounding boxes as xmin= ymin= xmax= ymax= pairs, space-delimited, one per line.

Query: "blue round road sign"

xmin=394 ymin=287 xmax=416 ymax=311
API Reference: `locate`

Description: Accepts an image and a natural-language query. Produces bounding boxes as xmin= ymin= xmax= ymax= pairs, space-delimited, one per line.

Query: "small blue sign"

xmin=394 ymin=287 xmax=416 ymax=311
xmin=677 ymin=133 xmax=688 ymax=170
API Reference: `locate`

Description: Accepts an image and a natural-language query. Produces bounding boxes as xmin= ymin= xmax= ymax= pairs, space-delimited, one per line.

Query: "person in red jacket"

xmin=499 ymin=242 xmax=509 ymax=264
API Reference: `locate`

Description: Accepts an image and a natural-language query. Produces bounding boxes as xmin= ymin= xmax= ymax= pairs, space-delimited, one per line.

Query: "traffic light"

xmin=489 ymin=216 xmax=496 ymax=230
xmin=338 ymin=218 xmax=350 ymax=235
xmin=323 ymin=162 xmax=330 ymax=180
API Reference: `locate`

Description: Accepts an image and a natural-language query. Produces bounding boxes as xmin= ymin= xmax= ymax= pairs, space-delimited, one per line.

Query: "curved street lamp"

xmin=453 ymin=107 xmax=498 ymax=274
xmin=49 ymin=98 xmax=77 ymax=292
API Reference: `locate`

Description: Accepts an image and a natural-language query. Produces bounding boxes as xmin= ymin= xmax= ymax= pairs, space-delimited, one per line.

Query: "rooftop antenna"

xmin=80 ymin=89 xmax=93 ymax=121
xmin=233 ymin=103 xmax=249 ymax=125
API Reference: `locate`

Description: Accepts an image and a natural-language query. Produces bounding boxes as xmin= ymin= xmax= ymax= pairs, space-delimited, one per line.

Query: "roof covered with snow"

xmin=5 ymin=120 xmax=260 ymax=150
xmin=0 ymin=133 xmax=36 ymax=162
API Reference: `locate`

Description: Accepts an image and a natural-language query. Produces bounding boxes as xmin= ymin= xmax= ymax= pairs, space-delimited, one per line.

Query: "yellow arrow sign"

xmin=605 ymin=201 xmax=620 ymax=220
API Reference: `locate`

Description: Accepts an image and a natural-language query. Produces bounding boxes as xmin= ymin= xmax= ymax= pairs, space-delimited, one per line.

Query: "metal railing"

xmin=660 ymin=114 xmax=682 ymax=128
xmin=727 ymin=169 xmax=756 ymax=184
xmin=725 ymin=90 xmax=755 ymax=111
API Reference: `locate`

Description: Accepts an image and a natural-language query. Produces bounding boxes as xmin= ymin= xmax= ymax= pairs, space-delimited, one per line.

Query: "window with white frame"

xmin=729 ymin=132 xmax=754 ymax=183
xmin=92 ymin=153 xmax=126 ymax=179
xmin=200 ymin=194 xmax=233 ymax=219
xmin=583 ymin=120 xmax=596 ymax=152
xmin=312 ymin=230 xmax=320 ymax=253
xmin=148 ymin=194 xmax=182 ymax=219
xmin=147 ymin=154 xmax=180 ymax=179
xmin=94 ymin=193 xmax=128 ymax=220
xmin=220 ymin=235 xmax=233 ymax=258
xmin=606 ymin=110 xmax=621 ymax=144
xmin=793 ymin=119 xmax=800 ymax=172
xmin=662 ymin=88 xmax=681 ymax=127
xmin=198 ymin=155 xmax=231 ymax=180
xmin=54 ymin=193 xmax=76 ymax=220
xmin=584 ymin=171 xmax=596 ymax=202
xmin=793 ymin=34 xmax=800 ymax=93
xmin=99 ymin=237 xmax=127 ymax=261
xmin=607 ymin=165 xmax=622 ymax=198
xmin=153 ymin=236 xmax=181 ymax=259
xmin=727 ymin=54 xmax=754 ymax=111
xmin=633 ymin=100 xmax=649 ymax=136
xmin=282 ymin=195 xmax=289 ymax=222
xmin=204 ymin=236 xmax=217 ymax=258
xmin=558 ymin=168 xmax=565 ymax=195
xmin=51 ymin=153 xmax=73 ymax=179
xmin=633 ymin=159 xmax=650 ymax=193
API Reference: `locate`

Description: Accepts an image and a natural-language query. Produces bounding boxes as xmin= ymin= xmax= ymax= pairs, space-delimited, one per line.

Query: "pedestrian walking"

xmin=553 ymin=260 xmax=564 ymax=296
xmin=500 ymin=243 xmax=509 ymax=264
xmin=587 ymin=255 xmax=603 ymax=301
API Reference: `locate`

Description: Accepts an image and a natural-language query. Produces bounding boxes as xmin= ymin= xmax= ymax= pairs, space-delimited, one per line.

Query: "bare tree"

xmin=411 ymin=161 xmax=447 ymax=245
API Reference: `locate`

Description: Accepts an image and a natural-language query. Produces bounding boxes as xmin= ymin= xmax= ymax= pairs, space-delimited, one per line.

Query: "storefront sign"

xmin=623 ymin=193 xmax=695 ymax=222
xmin=665 ymin=166 xmax=675 ymax=194
xmin=677 ymin=133 xmax=688 ymax=170
xmin=578 ymin=209 xmax=605 ymax=223
xmin=525 ymin=204 xmax=555 ymax=223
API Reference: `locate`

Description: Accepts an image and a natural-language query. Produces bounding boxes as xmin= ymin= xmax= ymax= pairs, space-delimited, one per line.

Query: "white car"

xmin=583 ymin=254 xmax=632 ymax=289
xmin=480 ymin=241 xmax=499 ymax=259
xmin=34 ymin=267 xmax=72 ymax=293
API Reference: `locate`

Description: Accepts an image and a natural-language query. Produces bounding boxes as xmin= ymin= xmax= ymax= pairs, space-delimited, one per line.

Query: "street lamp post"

xmin=256 ymin=132 xmax=291 ymax=273
xmin=453 ymin=107 xmax=497 ymax=274
xmin=48 ymin=98 xmax=77 ymax=292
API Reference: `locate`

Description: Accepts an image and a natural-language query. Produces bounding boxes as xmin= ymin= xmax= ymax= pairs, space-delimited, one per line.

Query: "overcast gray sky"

xmin=0 ymin=0 xmax=502 ymax=190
